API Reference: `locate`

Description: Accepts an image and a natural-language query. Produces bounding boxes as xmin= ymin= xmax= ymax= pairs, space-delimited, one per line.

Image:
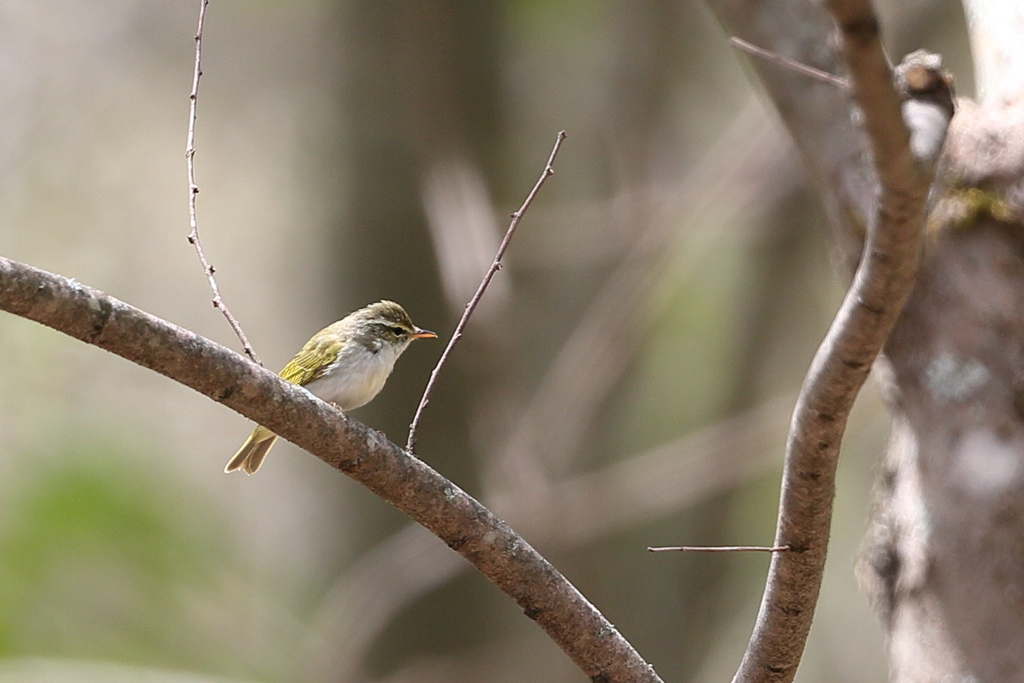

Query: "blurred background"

xmin=0 ymin=1 xmax=973 ymax=681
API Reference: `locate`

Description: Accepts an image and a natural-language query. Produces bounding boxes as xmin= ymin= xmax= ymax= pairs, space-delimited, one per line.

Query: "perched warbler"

xmin=225 ymin=300 xmax=436 ymax=474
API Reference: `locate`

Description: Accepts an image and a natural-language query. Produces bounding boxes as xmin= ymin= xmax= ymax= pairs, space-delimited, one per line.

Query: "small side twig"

xmin=648 ymin=545 xmax=791 ymax=553
xmin=185 ymin=0 xmax=261 ymax=366
xmin=405 ymin=131 xmax=567 ymax=453
xmin=729 ymin=37 xmax=849 ymax=90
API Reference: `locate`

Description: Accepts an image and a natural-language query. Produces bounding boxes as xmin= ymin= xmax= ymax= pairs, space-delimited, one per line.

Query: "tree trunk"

xmin=711 ymin=0 xmax=1024 ymax=680
xmin=860 ymin=104 xmax=1024 ymax=682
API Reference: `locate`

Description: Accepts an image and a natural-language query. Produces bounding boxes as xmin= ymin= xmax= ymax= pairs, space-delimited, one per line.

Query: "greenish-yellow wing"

xmin=278 ymin=334 xmax=343 ymax=386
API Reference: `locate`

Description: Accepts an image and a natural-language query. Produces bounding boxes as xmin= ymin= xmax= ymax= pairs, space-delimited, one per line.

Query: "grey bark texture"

xmin=862 ymin=103 xmax=1024 ymax=682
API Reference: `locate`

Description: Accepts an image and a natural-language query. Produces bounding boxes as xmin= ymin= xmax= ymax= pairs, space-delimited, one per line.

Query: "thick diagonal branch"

xmin=0 ymin=255 xmax=662 ymax=683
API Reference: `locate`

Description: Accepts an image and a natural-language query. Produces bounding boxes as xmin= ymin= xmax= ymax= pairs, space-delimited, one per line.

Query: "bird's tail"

xmin=224 ymin=426 xmax=278 ymax=474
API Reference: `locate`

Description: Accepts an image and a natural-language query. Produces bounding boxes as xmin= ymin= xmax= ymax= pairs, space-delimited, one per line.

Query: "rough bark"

xmin=0 ymin=256 xmax=662 ymax=683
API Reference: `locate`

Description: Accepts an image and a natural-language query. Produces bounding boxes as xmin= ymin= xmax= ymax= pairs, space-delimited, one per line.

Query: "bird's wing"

xmin=278 ymin=336 xmax=340 ymax=386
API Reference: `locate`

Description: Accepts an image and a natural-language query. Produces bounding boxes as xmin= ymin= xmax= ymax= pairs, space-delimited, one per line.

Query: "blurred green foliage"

xmin=0 ymin=444 xmax=232 ymax=673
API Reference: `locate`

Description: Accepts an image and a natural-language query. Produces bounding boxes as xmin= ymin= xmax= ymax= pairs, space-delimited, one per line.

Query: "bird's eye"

xmin=389 ymin=325 xmax=406 ymax=336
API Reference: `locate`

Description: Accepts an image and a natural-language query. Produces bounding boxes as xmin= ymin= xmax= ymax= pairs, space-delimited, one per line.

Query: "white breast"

xmin=302 ymin=338 xmax=410 ymax=410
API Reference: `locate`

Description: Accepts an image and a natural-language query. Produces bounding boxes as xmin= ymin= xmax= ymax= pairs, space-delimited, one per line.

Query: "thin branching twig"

xmin=185 ymin=0 xmax=261 ymax=365
xmin=405 ymin=131 xmax=567 ymax=453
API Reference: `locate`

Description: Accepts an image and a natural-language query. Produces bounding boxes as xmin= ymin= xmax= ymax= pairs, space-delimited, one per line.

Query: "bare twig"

xmin=728 ymin=37 xmax=849 ymax=89
xmin=405 ymin=131 xmax=567 ymax=453
xmin=311 ymin=524 xmax=462 ymax=682
xmin=0 ymin=255 xmax=661 ymax=683
xmin=185 ymin=0 xmax=260 ymax=365
xmin=648 ymin=545 xmax=790 ymax=553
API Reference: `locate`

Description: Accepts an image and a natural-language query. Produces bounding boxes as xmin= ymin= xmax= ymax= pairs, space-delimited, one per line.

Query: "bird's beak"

xmin=411 ymin=327 xmax=437 ymax=339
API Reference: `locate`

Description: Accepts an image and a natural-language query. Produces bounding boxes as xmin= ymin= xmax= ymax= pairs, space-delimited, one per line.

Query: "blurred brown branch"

xmin=728 ymin=37 xmax=849 ymax=89
xmin=491 ymin=99 xmax=797 ymax=495
xmin=0 ymin=255 xmax=661 ymax=683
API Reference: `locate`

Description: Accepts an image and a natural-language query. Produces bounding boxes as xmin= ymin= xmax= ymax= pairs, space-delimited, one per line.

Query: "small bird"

xmin=225 ymin=300 xmax=436 ymax=474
